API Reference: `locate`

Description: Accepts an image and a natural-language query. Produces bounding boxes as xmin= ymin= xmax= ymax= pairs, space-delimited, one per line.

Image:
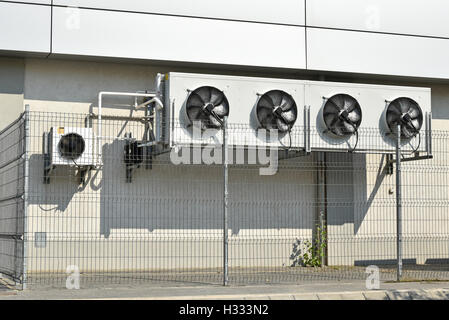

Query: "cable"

xmin=400 ymin=118 xmax=421 ymax=156
xmin=339 ymin=112 xmax=359 ymax=153
xmin=348 ymin=128 xmax=359 ymax=153
xmin=278 ymin=129 xmax=292 ymax=152
xmin=72 ymin=158 xmax=81 ymax=169
xmin=402 ymin=131 xmax=421 ymax=156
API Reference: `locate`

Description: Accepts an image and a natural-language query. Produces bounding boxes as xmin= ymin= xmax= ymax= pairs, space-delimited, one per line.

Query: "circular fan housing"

xmin=322 ymin=94 xmax=362 ymax=137
xmin=255 ymin=90 xmax=298 ymax=133
xmin=58 ymin=133 xmax=85 ymax=160
xmin=185 ymin=86 xmax=229 ymax=130
xmin=386 ymin=97 xmax=423 ymax=139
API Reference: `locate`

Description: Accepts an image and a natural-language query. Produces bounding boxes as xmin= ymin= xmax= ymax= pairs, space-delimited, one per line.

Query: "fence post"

xmin=22 ymin=104 xmax=30 ymax=290
xmin=223 ymin=116 xmax=229 ymax=286
xmin=396 ymin=124 xmax=402 ymax=281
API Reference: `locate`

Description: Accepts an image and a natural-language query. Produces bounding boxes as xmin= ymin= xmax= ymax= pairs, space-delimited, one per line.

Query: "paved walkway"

xmin=1 ymin=280 xmax=449 ymax=300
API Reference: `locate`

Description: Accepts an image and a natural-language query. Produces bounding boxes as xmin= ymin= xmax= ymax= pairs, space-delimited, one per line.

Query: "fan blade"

xmin=410 ymin=119 xmax=420 ymax=130
xmin=407 ymin=106 xmax=420 ymax=119
xmin=398 ymin=99 xmax=410 ymax=113
xmin=280 ymin=109 xmax=296 ymax=123
xmin=263 ymin=115 xmax=276 ymax=130
xmin=343 ymin=120 xmax=356 ymax=133
xmin=332 ymin=120 xmax=345 ymax=136
xmin=347 ymin=110 xmax=361 ymax=123
xmin=258 ymin=96 xmax=275 ymax=110
xmin=343 ymin=96 xmax=355 ymax=111
xmin=212 ymin=103 xmax=228 ymax=117
xmin=193 ymin=111 xmax=209 ymax=130
xmin=326 ymin=99 xmax=342 ymax=113
xmin=187 ymin=106 xmax=203 ymax=121
xmin=324 ymin=113 xmax=339 ymax=128
xmin=208 ymin=114 xmax=222 ymax=127
xmin=276 ymin=118 xmax=290 ymax=132
xmin=270 ymin=91 xmax=282 ymax=107
xmin=188 ymin=92 xmax=205 ymax=108
xmin=402 ymin=126 xmax=414 ymax=138
xmin=210 ymin=88 xmax=224 ymax=106
xmin=388 ymin=104 xmax=402 ymax=116
xmin=258 ymin=108 xmax=272 ymax=123
xmin=386 ymin=113 xmax=400 ymax=125
xmin=330 ymin=95 xmax=344 ymax=109
xmin=279 ymin=95 xmax=293 ymax=111
xmin=196 ymin=87 xmax=211 ymax=103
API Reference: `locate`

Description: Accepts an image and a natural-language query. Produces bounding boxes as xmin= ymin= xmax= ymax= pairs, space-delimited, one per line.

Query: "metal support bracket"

xmin=386 ymin=112 xmax=433 ymax=175
xmin=78 ymin=166 xmax=92 ymax=186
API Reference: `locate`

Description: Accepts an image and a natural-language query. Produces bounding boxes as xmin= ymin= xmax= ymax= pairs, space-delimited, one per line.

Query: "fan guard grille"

xmin=58 ymin=133 xmax=85 ymax=160
xmin=185 ymin=86 xmax=229 ymax=130
xmin=386 ymin=97 xmax=423 ymax=139
xmin=323 ymin=94 xmax=362 ymax=137
xmin=256 ymin=90 xmax=298 ymax=133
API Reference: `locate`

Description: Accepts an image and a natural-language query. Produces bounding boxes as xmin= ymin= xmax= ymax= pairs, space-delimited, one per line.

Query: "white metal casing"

xmin=166 ymin=72 xmax=431 ymax=152
xmin=306 ymin=81 xmax=431 ymax=152
xmin=167 ymin=72 xmax=305 ymax=149
xmin=48 ymin=127 xmax=94 ymax=166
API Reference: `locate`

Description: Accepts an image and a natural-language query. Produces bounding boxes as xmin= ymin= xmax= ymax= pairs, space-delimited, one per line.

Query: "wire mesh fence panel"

xmin=3 ymin=109 xmax=447 ymax=288
xmin=0 ymin=113 xmax=26 ymax=284
xmin=25 ymin=112 xmax=226 ymax=288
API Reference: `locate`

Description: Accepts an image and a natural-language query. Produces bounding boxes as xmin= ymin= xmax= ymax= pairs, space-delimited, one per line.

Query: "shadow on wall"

xmin=325 ymin=152 xmax=389 ymax=234
xmin=99 ymin=140 xmax=315 ymax=238
xmin=27 ymin=154 xmax=89 ymax=212
xmin=353 ymin=153 xmax=388 ymax=234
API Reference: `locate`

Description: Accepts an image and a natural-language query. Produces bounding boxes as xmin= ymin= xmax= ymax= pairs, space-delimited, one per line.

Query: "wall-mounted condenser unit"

xmin=164 ymin=73 xmax=305 ymax=150
xmin=43 ymin=126 xmax=95 ymax=184
xmin=46 ymin=127 xmax=94 ymax=166
xmin=305 ymin=82 xmax=431 ymax=153
xmin=162 ymin=72 xmax=431 ymax=153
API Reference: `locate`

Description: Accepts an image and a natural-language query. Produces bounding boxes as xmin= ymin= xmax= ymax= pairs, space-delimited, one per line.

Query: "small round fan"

xmin=386 ymin=97 xmax=423 ymax=139
xmin=323 ymin=94 xmax=362 ymax=137
xmin=185 ymin=86 xmax=229 ymax=130
xmin=58 ymin=133 xmax=85 ymax=160
xmin=255 ymin=90 xmax=298 ymax=133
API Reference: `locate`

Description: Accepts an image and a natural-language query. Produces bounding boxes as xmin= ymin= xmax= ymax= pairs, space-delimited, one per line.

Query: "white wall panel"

xmin=307 ymin=28 xmax=449 ymax=79
xmin=52 ymin=7 xmax=306 ymax=69
xmin=54 ymin=0 xmax=305 ymax=25
xmin=2 ymin=1 xmax=51 ymax=4
xmin=307 ymin=0 xmax=449 ymax=38
xmin=0 ymin=2 xmax=51 ymax=54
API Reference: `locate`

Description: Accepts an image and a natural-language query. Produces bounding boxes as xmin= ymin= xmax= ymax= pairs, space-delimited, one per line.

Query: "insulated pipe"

xmin=97 ymin=91 xmax=160 ymax=166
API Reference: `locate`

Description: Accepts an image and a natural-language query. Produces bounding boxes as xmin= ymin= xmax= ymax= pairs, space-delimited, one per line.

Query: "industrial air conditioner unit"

xmin=163 ymin=73 xmax=305 ymax=150
xmin=161 ymin=73 xmax=431 ymax=153
xmin=44 ymin=127 xmax=95 ymax=183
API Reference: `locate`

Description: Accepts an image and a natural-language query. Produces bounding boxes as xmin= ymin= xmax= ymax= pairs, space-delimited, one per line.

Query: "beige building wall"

xmin=0 ymin=57 xmax=24 ymax=131
xmin=1 ymin=57 xmax=449 ymax=272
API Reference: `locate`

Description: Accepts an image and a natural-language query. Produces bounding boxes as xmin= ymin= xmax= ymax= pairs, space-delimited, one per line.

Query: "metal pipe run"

xmin=97 ymin=90 xmax=163 ymax=166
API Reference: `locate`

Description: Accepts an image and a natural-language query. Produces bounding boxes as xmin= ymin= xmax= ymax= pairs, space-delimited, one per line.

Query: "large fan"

xmin=322 ymin=94 xmax=362 ymax=137
xmin=185 ymin=86 xmax=229 ymax=130
xmin=255 ymin=90 xmax=297 ymax=133
xmin=386 ymin=97 xmax=423 ymax=139
xmin=58 ymin=133 xmax=85 ymax=160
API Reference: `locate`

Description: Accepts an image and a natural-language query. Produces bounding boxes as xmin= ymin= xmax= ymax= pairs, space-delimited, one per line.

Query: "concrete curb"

xmin=91 ymin=288 xmax=449 ymax=300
